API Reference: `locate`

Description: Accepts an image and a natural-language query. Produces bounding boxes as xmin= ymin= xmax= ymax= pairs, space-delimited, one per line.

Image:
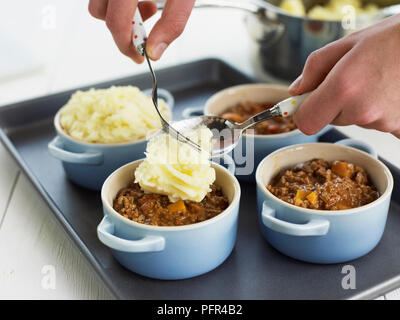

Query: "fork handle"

xmin=237 ymin=92 xmax=311 ymax=130
xmin=132 ymin=8 xmax=147 ymax=55
xmin=276 ymin=92 xmax=310 ymax=117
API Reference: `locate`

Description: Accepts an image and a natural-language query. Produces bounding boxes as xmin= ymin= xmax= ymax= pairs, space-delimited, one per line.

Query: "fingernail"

xmin=149 ymin=42 xmax=168 ymax=60
xmin=289 ymin=74 xmax=302 ymax=93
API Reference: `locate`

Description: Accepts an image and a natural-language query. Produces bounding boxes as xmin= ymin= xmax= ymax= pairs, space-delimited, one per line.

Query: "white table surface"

xmin=0 ymin=0 xmax=399 ymax=300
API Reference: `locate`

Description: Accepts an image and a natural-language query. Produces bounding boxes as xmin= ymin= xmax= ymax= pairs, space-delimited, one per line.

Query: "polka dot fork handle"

xmin=237 ymin=92 xmax=311 ymax=131
xmin=277 ymin=92 xmax=310 ymax=118
xmin=132 ymin=9 xmax=147 ymax=55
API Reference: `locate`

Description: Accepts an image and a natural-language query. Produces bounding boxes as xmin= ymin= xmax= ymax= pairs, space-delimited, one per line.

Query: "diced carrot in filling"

xmin=167 ymin=200 xmax=186 ymax=213
xmin=294 ymin=198 xmax=303 ymax=206
xmin=332 ymin=161 xmax=354 ymax=178
xmin=294 ymin=190 xmax=309 ymax=206
xmin=295 ymin=190 xmax=309 ymax=201
xmin=335 ymin=202 xmax=351 ymax=210
xmin=306 ymin=192 xmax=318 ymax=206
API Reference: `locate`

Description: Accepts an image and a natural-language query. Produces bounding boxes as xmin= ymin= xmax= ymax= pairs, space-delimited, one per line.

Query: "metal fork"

xmin=132 ymin=12 xmax=202 ymax=153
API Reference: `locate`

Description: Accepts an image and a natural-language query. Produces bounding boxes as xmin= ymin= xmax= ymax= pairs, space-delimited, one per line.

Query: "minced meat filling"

xmin=220 ymin=101 xmax=296 ymax=134
xmin=267 ymin=159 xmax=378 ymax=210
xmin=113 ymin=182 xmax=229 ymax=226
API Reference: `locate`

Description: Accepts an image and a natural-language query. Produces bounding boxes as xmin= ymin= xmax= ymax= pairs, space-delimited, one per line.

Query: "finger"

xmin=358 ymin=117 xmax=400 ymax=133
xmin=90 ymin=1 xmax=156 ymax=25
xmin=331 ymin=85 xmax=384 ymax=128
xmin=88 ymin=0 xmax=108 ymax=20
xmin=146 ymin=0 xmax=195 ymax=60
xmin=138 ymin=1 xmax=158 ymax=21
xmin=392 ymin=130 xmax=400 ymax=139
xmin=294 ymin=72 xmax=344 ymax=135
xmin=106 ymin=0 xmax=144 ymax=63
xmin=289 ymin=38 xmax=354 ymax=96
xmin=114 ymin=1 xmax=156 ymax=62
xmin=330 ymin=111 xmax=354 ymax=126
xmin=332 ymin=105 xmax=381 ymax=127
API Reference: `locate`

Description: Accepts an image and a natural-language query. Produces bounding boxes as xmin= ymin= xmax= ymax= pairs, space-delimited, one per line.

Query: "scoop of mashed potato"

xmin=59 ymin=86 xmax=171 ymax=144
xmin=134 ymin=126 xmax=216 ymax=202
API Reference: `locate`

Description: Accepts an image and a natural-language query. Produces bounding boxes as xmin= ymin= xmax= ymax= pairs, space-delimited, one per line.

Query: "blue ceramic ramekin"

xmin=183 ymin=84 xmax=330 ymax=181
xmin=255 ymin=139 xmax=393 ymax=264
xmin=48 ymin=88 xmax=174 ymax=190
xmin=98 ymin=156 xmax=241 ymax=280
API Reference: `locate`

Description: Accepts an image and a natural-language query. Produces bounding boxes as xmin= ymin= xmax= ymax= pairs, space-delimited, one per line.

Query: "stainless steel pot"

xmin=194 ymin=0 xmax=399 ymax=80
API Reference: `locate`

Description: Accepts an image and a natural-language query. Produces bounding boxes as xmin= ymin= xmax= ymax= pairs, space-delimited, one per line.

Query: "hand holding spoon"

xmin=132 ymin=10 xmax=203 ymax=153
xmin=132 ymin=8 xmax=310 ymax=157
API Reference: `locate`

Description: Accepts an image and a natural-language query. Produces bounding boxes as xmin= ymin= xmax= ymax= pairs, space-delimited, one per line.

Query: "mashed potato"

xmin=280 ymin=0 xmax=379 ymax=20
xmin=280 ymin=0 xmax=306 ymax=16
xmin=134 ymin=126 xmax=216 ymax=202
xmin=59 ymin=86 xmax=170 ymax=144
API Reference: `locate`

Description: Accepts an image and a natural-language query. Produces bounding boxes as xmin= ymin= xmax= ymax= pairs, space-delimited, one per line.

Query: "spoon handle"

xmin=237 ymin=92 xmax=311 ymax=130
xmin=132 ymin=9 xmax=147 ymax=55
xmin=276 ymin=92 xmax=310 ymax=117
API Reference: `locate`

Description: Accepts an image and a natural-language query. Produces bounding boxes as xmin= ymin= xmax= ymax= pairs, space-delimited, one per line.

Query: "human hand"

xmin=89 ymin=0 xmax=195 ymax=63
xmin=289 ymin=14 xmax=400 ymax=138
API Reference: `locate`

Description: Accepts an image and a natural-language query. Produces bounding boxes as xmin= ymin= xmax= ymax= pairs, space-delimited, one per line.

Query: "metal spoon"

xmin=173 ymin=92 xmax=310 ymax=157
xmin=132 ymin=10 xmax=203 ymax=153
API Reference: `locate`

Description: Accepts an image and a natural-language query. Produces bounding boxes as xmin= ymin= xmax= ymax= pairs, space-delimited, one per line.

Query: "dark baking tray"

xmin=0 ymin=59 xmax=399 ymax=300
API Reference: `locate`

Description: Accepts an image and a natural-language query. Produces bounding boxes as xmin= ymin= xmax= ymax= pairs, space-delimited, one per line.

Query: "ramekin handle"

xmin=182 ymin=106 xmax=205 ymax=119
xmin=335 ymin=138 xmax=378 ymax=159
xmin=97 ymin=216 xmax=165 ymax=253
xmin=261 ymin=201 xmax=330 ymax=236
xmin=143 ymin=88 xmax=175 ymax=110
xmin=48 ymin=137 xmax=103 ymax=165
